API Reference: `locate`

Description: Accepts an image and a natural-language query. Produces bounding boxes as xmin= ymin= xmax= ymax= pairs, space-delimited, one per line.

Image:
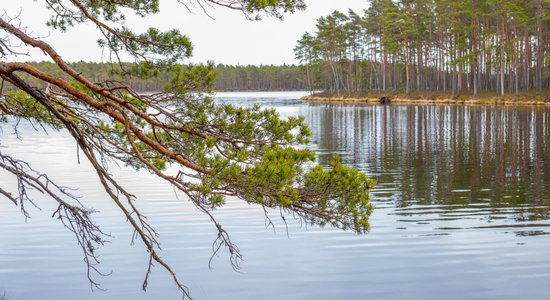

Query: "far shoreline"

xmin=302 ymin=92 xmax=550 ymax=106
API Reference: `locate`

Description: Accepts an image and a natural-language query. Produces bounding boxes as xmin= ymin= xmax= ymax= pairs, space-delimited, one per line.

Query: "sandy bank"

xmin=302 ymin=95 xmax=550 ymax=106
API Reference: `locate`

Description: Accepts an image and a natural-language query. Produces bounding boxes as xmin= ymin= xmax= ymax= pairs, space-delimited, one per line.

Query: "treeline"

xmin=9 ymin=62 xmax=307 ymax=92
xmin=214 ymin=64 xmax=306 ymax=91
xmin=295 ymin=0 xmax=550 ymax=96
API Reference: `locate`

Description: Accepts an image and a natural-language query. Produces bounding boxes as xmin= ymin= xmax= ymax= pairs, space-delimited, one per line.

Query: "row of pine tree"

xmin=295 ymin=0 xmax=550 ymax=96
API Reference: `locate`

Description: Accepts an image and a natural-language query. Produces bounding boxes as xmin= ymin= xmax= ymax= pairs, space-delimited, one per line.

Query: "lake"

xmin=1 ymin=91 xmax=550 ymax=299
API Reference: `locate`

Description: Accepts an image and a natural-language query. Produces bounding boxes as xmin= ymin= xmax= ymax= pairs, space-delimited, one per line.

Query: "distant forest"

xmin=295 ymin=0 xmax=550 ymax=96
xmin=215 ymin=64 xmax=306 ymax=91
xmin=12 ymin=62 xmax=308 ymax=92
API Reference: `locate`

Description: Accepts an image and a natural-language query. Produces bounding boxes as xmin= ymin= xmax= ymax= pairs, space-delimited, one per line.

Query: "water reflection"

xmin=306 ymin=105 xmax=550 ymax=231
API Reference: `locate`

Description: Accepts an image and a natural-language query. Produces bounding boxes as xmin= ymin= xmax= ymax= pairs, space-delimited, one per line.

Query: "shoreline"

xmin=302 ymin=95 xmax=550 ymax=106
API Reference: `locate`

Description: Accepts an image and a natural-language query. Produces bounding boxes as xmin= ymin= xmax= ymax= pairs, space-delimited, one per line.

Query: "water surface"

xmin=1 ymin=91 xmax=550 ymax=299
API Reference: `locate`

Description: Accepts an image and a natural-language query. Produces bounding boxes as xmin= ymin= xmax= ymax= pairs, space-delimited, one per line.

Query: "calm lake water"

xmin=1 ymin=91 xmax=550 ymax=299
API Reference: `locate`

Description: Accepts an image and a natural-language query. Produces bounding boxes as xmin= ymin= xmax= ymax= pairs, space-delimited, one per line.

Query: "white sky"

xmin=2 ymin=0 xmax=369 ymax=65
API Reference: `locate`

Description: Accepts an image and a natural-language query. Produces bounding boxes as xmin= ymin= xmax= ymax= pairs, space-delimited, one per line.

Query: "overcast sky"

xmin=2 ymin=0 xmax=369 ymax=65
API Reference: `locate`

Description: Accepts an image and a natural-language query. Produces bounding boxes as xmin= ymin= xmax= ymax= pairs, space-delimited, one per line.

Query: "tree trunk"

xmin=406 ymin=44 xmax=410 ymax=94
xmin=500 ymin=15 xmax=506 ymax=96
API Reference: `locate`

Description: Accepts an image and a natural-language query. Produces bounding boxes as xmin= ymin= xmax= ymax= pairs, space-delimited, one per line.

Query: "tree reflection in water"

xmin=306 ymin=104 xmax=550 ymax=231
